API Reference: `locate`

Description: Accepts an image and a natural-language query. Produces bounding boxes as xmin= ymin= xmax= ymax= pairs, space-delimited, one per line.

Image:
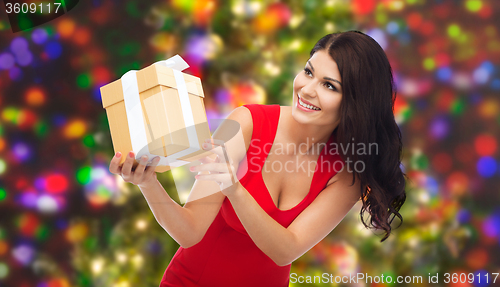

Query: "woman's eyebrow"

xmin=307 ymin=60 xmax=342 ymax=86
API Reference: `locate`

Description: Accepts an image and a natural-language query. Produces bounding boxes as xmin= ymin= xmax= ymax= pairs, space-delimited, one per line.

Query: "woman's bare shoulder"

xmin=211 ymin=106 xmax=254 ymax=164
xmin=326 ymin=167 xmax=362 ymax=201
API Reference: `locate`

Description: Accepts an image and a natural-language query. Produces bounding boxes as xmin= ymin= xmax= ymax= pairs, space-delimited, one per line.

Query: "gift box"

xmin=100 ymin=55 xmax=213 ymax=172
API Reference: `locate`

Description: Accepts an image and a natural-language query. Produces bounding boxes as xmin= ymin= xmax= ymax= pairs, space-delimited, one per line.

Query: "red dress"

xmin=160 ymin=104 xmax=343 ymax=287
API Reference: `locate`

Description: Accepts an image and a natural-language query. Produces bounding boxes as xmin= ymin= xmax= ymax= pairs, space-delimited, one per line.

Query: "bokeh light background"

xmin=0 ymin=0 xmax=499 ymax=286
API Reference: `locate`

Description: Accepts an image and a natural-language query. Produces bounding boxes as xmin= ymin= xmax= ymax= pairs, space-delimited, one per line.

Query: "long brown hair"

xmin=311 ymin=31 xmax=408 ymax=242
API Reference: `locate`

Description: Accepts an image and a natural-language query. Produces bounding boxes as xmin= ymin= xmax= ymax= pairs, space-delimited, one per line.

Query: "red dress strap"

xmin=241 ymin=103 xmax=280 ymax=165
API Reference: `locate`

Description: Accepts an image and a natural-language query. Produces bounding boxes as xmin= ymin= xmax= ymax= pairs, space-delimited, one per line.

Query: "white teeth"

xmin=298 ymin=96 xmax=320 ymax=110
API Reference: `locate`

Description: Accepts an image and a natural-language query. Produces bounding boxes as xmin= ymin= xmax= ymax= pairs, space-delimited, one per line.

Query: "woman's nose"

xmin=301 ymin=82 xmax=317 ymax=98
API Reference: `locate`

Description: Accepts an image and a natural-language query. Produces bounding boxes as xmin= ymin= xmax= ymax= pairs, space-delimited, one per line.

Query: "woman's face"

xmin=292 ymin=49 xmax=343 ymax=129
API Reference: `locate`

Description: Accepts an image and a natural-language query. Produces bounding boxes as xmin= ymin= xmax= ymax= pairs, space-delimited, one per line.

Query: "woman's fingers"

xmin=199 ymin=155 xmax=216 ymax=164
xmin=203 ymin=140 xmax=231 ymax=164
xmin=144 ymin=156 xmax=161 ymax=176
xmin=195 ymin=173 xmax=227 ymax=182
xmin=190 ymin=162 xmax=231 ymax=173
xmin=121 ymin=151 xmax=136 ymax=178
xmin=109 ymin=152 xmax=123 ymax=174
xmin=134 ymin=155 xmax=149 ymax=179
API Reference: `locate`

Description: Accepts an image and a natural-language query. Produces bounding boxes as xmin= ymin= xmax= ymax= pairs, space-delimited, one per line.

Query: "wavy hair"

xmin=311 ymin=31 xmax=408 ymax=242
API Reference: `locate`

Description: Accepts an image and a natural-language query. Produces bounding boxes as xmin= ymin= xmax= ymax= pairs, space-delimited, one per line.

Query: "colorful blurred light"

xmin=457 ymin=209 xmax=471 ymax=224
xmin=367 ymin=28 xmax=388 ymax=50
xmin=429 ymin=115 xmax=450 ymax=139
xmin=37 ymin=195 xmax=59 ymax=213
xmin=13 ymin=142 xmax=32 ymax=161
xmin=73 ymin=27 xmax=91 ymax=46
xmin=0 ymin=188 xmax=6 ymax=201
xmin=193 ymin=0 xmax=218 ymax=26
xmin=482 ymin=211 xmax=500 ymax=237
xmin=63 ymin=119 xmax=87 ymax=138
xmin=9 ymin=65 xmax=22 ymax=80
xmin=52 ymin=114 xmax=67 ymax=127
xmin=17 ymin=213 xmax=40 ymax=236
xmin=25 ymin=87 xmax=46 ymax=106
xmin=446 ymin=171 xmax=469 ymax=197
xmin=12 ymin=244 xmax=35 ymax=266
xmin=474 ymin=134 xmax=497 ymax=156
xmin=76 ymin=166 xmax=92 ymax=185
xmin=76 ymin=73 xmax=92 ymax=89
xmin=0 ymin=262 xmax=7 ymax=279
xmin=465 ymin=0 xmax=483 ymax=12
xmin=150 ymin=32 xmax=178 ymax=52
xmin=91 ymin=66 xmax=111 ymax=86
xmin=83 ymin=166 xmax=117 ymax=206
xmin=45 ymin=41 xmax=63 ymax=59
xmin=15 ymin=50 xmax=33 ymax=67
xmin=478 ymin=98 xmax=498 ymax=118
xmin=185 ymin=34 xmax=223 ymax=62
xmin=386 ymin=21 xmax=399 ymax=34
xmin=447 ymin=24 xmax=461 ymax=38
xmin=65 ymin=222 xmax=88 ymax=243
xmin=465 ymin=248 xmax=488 ymax=269
xmin=352 ymin=0 xmax=375 ymax=15
xmin=45 ymin=174 xmax=69 ymax=194
xmin=436 ymin=90 xmax=455 ymax=112
xmin=476 ymin=156 xmax=497 ymax=178
xmin=56 ymin=19 xmax=76 ymax=38
xmin=0 ymin=53 xmax=14 ymax=70
xmin=31 ymin=28 xmax=49 ymax=45
xmin=11 ymin=37 xmax=29 ymax=52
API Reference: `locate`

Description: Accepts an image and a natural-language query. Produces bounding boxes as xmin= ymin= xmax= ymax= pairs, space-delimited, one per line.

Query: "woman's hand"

xmin=189 ymin=139 xmax=240 ymax=196
xmin=109 ymin=151 xmax=161 ymax=188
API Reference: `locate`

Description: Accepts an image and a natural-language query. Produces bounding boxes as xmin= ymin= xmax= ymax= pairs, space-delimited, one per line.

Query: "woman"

xmin=109 ymin=30 xmax=407 ymax=287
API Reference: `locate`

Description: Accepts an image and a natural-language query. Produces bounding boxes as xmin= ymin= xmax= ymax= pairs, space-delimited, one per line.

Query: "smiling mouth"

xmin=297 ymin=94 xmax=321 ymax=111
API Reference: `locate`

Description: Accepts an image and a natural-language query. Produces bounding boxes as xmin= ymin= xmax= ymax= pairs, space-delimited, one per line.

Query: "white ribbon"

xmin=121 ymin=55 xmax=201 ymax=167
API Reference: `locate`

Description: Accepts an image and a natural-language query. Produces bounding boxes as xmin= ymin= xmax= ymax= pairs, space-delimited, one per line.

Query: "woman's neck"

xmin=281 ymin=106 xmax=337 ymax=156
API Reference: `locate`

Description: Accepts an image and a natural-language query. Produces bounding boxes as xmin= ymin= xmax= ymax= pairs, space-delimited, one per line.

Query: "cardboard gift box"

xmin=100 ymin=55 xmax=213 ymax=172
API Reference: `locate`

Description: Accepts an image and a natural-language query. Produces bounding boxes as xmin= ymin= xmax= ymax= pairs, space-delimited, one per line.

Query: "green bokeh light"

xmin=82 ymin=135 xmax=95 ymax=147
xmin=76 ymin=166 xmax=92 ymax=185
xmin=76 ymin=73 xmax=92 ymax=89
xmin=447 ymin=24 xmax=460 ymax=38
xmin=34 ymin=120 xmax=49 ymax=137
xmin=423 ymin=57 xmax=435 ymax=70
xmin=465 ymin=0 xmax=482 ymax=12
xmin=18 ymin=15 xmax=33 ymax=31
xmin=451 ymin=98 xmax=466 ymax=115
xmin=35 ymin=225 xmax=50 ymax=241
xmin=96 ymin=185 xmax=111 ymax=198
xmin=119 ymin=42 xmax=141 ymax=56
xmin=411 ymin=153 xmax=429 ymax=170
xmin=0 ymin=188 xmax=6 ymax=201
xmin=2 ymin=107 xmax=19 ymax=124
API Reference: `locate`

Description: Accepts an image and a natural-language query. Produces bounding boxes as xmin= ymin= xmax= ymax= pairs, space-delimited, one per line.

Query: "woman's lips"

xmin=297 ymin=94 xmax=321 ymax=110
xmin=296 ymin=94 xmax=320 ymax=112
xmin=298 ymin=96 xmax=320 ymax=109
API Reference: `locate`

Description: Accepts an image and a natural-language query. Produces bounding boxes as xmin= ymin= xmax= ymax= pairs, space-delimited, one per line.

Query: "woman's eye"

xmin=304 ymin=68 xmax=312 ymax=77
xmin=325 ymin=82 xmax=336 ymax=91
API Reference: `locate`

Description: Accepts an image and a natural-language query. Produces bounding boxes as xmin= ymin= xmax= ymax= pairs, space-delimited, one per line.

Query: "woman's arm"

xmin=111 ymin=152 xmax=205 ymax=248
xmin=112 ymin=106 xmax=253 ymax=248
xmin=226 ymin=166 xmax=360 ymax=266
xmin=137 ymin=178 xmax=206 ymax=248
